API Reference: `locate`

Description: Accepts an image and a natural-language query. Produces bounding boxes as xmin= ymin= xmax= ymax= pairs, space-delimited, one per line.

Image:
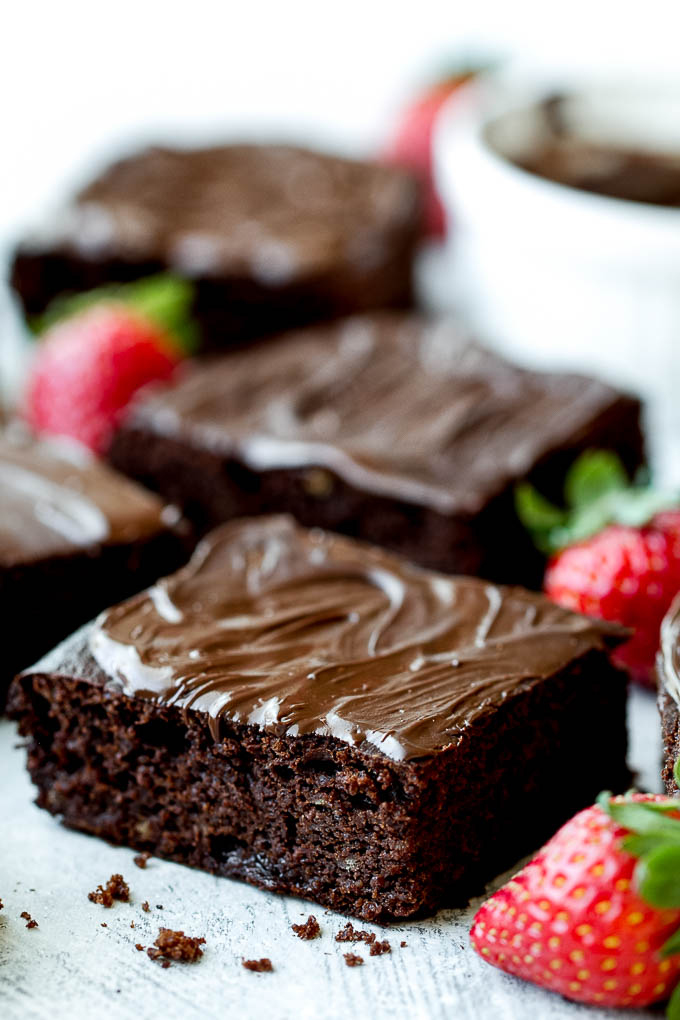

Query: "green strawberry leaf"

xmin=622 ymin=833 xmax=670 ymax=858
xmin=121 ymin=274 xmax=197 ymax=353
xmin=605 ymin=799 xmax=680 ymax=842
xmin=663 ymin=929 xmax=680 ymax=959
xmin=564 ymin=449 xmax=628 ymax=509
xmin=517 ymin=450 xmax=680 ymax=554
xmin=30 ymin=274 xmax=198 ymax=355
xmin=668 ymin=980 xmax=680 ymax=1018
xmin=628 ymin=798 xmax=680 ymax=815
xmin=636 ymin=844 xmax=680 ymax=908
xmin=514 ymin=484 xmax=568 ymax=555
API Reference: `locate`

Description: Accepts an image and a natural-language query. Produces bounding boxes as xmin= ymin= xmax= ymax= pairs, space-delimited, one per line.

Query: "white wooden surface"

xmin=0 ymin=687 xmax=661 ymax=1020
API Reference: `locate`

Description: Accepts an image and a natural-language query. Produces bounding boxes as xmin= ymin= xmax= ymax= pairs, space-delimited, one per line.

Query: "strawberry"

xmin=517 ymin=451 xmax=680 ymax=686
xmin=382 ymin=66 xmax=482 ymax=237
xmin=471 ymin=791 xmax=680 ymax=1013
xmin=24 ymin=275 xmax=194 ymax=454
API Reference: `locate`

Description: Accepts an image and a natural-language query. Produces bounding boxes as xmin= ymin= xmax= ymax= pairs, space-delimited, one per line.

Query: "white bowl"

xmin=434 ymin=75 xmax=680 ymax=484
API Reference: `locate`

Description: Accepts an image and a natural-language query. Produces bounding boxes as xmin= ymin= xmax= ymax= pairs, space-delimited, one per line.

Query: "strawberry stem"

xmin=516 ymin=450 xmax=679 ymax=554
xmin=597 ymin=791 xmax=680 ymax=1017
xmin=30 ymin=274 xmax=198 ymax=355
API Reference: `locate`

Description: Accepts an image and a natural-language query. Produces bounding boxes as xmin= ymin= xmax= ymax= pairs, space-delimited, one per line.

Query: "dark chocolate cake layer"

xmin=10 ymin=145 xmax=421 ymax=349
xmin=0 ymin=429 xmax=184 ymax=706
xmin=9 ymin=516 xmax=630 ymax=920
xmin=110 ymin=312 xmax=645 ymax=585
xmin=657 ymin=595 xmax=680 ymax=794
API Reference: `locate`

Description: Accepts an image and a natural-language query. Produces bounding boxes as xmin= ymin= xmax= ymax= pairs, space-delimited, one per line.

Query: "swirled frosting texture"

xmin=0 ymin=430 xmax=168 ymax=566
xmin=89 ymin=516 xmax=621 ymax=760
xmin=126 ymin=313 xmax=632 ymax=515
xmin=660 ymin=595 xmax=680 ymax=707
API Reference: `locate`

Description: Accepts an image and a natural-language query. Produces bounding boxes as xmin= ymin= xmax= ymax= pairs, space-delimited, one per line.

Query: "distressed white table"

xmin=0 ymin=687 xmax=661 ymax=1020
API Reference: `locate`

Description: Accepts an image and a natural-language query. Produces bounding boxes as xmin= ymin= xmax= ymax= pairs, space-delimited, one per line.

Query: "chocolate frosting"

xmin=126 ymin=312 xmax=632 ymax=516
xmin=660 ymin=595 xmax=680 ymax=707
xmin=27 ymin=145 xmax=418 ymax=285
xmin=0 ymin=430 xmax=169 ymax=566
xmin=88 ymin=516 xmax=621 ymax=761
xmin=518 ymin=139 xmax=680 ymax=207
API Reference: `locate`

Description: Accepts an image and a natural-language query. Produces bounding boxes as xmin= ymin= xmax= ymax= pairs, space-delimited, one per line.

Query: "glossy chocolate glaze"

xmin=27 ymin=145 xmax=418 ymax=284
xmin=89 ymin=516 xmax=621 ymax=760
xmin=0 ymin=430 xmax=169 ymax=566
xmin=660 ymin=594 xmax=680 ymax=707
xmin=124 ymin=312 xmax=634 ymax=516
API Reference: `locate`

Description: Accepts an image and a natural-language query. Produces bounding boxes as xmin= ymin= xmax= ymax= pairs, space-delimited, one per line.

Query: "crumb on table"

xmin=343 ymin=952 xmax=363 ymax=967
xmin=88 ymin=874 xmax=130 ymax=908
xmin=335 ymin=922 xmax=383 ymax=947
xmin=20 ymin=911 xmax=38 ymax=929
xmin=291 ymin=915 xmax=321 ymax=940
xmin=242 ymin=958 xmax=273 ymax=973
xmin=147 ymin=928 xmax=205 ymax=965
xmin=133 ymin=852 xmax=151 ymax=869
xmin=369 ymin=939 xmax=391 ymax=956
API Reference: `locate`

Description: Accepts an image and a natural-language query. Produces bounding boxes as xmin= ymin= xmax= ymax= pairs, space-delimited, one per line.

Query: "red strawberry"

xmin=546 ymin=513 xmax=680 ymax=685
xmin=517 ymin=451 xmax=680 ymax=686
xmin=24 ymin=275 xmax=194 ymax=454
xmin=471 ymin=794 xmax=680 ymax=1012
xmin=382 ymin=68 xmax=481 ymax=237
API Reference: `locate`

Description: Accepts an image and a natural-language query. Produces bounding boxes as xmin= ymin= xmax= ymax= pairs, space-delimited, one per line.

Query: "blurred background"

xmin=4 ymin=0 xmax=680 ymax=225
xmin=3 ymin=0 xmax=680 ymax=472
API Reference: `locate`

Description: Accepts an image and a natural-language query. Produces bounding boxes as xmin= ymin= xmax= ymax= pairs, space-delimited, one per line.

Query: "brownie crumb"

xmin=0 ymin=900 xmax=3 ymax=911
xmin=130 ymin=922 xmax=135 ymax=929
xmin=343 ymin=952 xmax=363 ymax=967
xmin=141 ymin=901 xmax=150 ymax=913
xmin=335 ymin=922 xmax=361 ymax=943
xmin=147 ymin=928 xmax=205 ymax=965
xmin=400 ymin=941 xmax=407 ymax=948
xmin=133 ymin=853 xmax=151 ymax=869
xmin=369 ymin=939 xmax=391 ymax=956
xmin=88 ymin=874 xmax=130 ymax=908
xmin=291 ymin=915 xmax=320 ymax=940
xmin=135 ymin=943 xmax=145 ymax=952
xmin=242 ymin=958 xmax=273 ymax=973
xmin=20 ymin=911 xmax=38 ymax=929
xmin=335 ymin=922 xmax=377 ymax=946
xmin=101 ymin=923 xmax=108 ymax=928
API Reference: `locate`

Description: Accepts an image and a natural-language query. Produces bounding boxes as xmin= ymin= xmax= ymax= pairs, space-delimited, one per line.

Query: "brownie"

xmin=10 ymin=145 xmax=421 ymax=349
xmin=0 ymin=428 xmax=184 ymax=707
xmin=109 ymin=311 xmax=645 ymax=587
xmin=657 ymin=595 xmax=680 ymax=794
xmin=8 ymin=516 xmax=630 ymax=921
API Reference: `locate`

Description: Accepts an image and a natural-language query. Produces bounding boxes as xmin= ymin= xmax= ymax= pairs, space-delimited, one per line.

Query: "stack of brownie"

xmin=5 ymin=140 xmax=646 ymax=921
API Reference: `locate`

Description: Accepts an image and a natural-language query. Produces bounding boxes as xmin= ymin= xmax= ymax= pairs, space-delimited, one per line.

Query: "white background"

xmin=3 ymin=0 xmax=680 ymax=238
